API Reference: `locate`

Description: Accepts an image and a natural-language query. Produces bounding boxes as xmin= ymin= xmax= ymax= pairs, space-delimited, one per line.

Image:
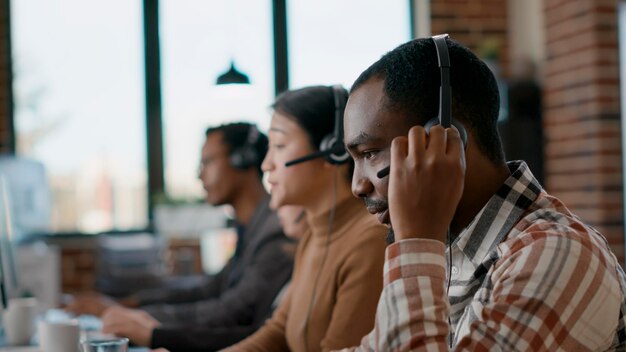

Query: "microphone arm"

xmin=377 ymin=166 xmax=390 ymax=178
xmin=284 ymin=150 xmax=333 ymax=167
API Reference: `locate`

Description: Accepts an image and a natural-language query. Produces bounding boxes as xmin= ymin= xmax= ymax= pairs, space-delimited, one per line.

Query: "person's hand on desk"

xmin=64 ymin=292 xmax=140 ymax=317
xmin=64 ymin=292 xmax=120 ymax=316
xmin=101 ymin=306 xmax=161 ymax=347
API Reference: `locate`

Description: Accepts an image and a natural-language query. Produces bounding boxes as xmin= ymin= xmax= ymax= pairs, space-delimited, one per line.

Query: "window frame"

xmin=6 ymin=0 xmax=416 ymax=235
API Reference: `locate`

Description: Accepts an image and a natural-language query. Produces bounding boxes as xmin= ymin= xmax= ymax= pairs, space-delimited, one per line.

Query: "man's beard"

xmin=362 ymin=197 xmax=393 ymax=244
xmin=385 ymin=228 xmax=395 ymax=244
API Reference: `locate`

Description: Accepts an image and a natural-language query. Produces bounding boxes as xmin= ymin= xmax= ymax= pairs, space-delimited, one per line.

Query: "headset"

xmin=374 ymin=35 xmax=463 ymax=346
xmin=280 ymin=86 xmax=348 ymax=351
xmin=230 ymin=124 xmax=262 ymax=169
xmin=284 ymin=85 xmax=351 ymax=167
xmin=377 ymin=34 xmax=467 ymax=179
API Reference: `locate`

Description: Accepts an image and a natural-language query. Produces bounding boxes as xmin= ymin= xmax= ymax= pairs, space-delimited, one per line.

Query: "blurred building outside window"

xmin=11 ymin=0 xmax=147 ymax=233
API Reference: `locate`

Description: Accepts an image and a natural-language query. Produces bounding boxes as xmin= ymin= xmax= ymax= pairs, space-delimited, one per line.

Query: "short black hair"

xmin=205 ymin=122 xmax=268 ymax=177
xmin=272 ymin=85 xmax=354 ymax=180
xmin=351 ymin=37 xmax=505 ymax=164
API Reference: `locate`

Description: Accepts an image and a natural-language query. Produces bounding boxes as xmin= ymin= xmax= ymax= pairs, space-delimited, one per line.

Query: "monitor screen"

xmin=0 ymin=156 xmax=52 ymax=239
xmin=0 ymin=175 xmax=20 ymax=304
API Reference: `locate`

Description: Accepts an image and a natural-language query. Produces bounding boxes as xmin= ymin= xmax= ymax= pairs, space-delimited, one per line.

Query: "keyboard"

xmin=42 ymin=309 xmax=103 ymax=331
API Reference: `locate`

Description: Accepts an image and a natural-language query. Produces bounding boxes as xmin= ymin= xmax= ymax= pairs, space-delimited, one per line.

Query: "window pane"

xmin=288 ymin=0 xmax=411 ymax=89
xmin=161 ymin=0 xmax=274 ymax=200
xmin=11 ymin=0 xmax=147 ymax=233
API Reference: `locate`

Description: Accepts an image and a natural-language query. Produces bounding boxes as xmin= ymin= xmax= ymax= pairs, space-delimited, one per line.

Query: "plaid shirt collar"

xmin=453 ymin=160 xmax=543 ymax=267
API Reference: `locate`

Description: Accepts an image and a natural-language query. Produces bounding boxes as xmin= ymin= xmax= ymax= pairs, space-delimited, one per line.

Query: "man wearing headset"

xmin=341 ymin=36 xmax=626 ymax=351
xmin=67 ymin=122 xmax=294 ymax=350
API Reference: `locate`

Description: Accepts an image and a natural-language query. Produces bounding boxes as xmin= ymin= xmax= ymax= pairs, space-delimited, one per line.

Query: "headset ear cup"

xmin=230 ymin=148 xmax=245 ymax=169
xmin=230 ymin=147 xmax=258 ymax=169
xmin=452 ymin=119 xmax=468 ymax=147
xmin=320 ymin=134 xmax=350 ymax=165
xmin=230 ymin=152 xmax=241 ymax=168
xmin=424 ymin=118 xmax=440 ymax=136
xmin=423 ymin=118 xmax=468 ymax=148
xmin=230 ymin=125 xmax=262 ymax=169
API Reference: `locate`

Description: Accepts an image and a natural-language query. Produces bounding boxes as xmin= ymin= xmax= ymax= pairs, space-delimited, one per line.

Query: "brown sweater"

xmin=226 ymin=196 xmax=387 ymax=352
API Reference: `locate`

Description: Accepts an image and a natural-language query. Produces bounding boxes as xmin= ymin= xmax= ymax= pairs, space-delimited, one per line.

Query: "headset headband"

xmin=432 ymin=34 xmax=452 ymax=128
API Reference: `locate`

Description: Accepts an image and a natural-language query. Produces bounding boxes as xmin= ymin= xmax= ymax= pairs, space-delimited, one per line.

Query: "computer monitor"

xmin=0 ymin=175 xmax=19 ymax=305
xmin=0 ymin=156 xmax=52 ymax=240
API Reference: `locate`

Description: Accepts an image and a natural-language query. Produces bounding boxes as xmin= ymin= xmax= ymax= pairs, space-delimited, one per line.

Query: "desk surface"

xmin=0 ymin=347 xmax=149 ymax=352
xmin=0 ymin=347 xmax=38 ymax=352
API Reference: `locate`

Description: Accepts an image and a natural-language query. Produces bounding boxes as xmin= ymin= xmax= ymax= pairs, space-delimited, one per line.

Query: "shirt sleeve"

xmin=339 ymin=228 xmax=624 ymax=351
xmin=133 ymin=270 xmax=225 ymax=307
xmin=141 ymin=235 xmax=293 ymax=326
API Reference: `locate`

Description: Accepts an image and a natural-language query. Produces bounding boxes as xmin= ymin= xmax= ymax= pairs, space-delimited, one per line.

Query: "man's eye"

xmin=271 ymin=144 xmax=286 ymax=150
xmin=363 ymin=150 xmax=378 ymax=160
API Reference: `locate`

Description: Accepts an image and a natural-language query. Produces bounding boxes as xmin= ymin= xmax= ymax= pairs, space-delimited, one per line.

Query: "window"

xmin=161 ymin=0 xmax=275 ymax=200
xmin=287 ymin=0 xmax=411 ymax=89
xmin=11 ymin=0 xmax=147 ymax=233
xmin=9 ymin=0 xmax=411 ymax=234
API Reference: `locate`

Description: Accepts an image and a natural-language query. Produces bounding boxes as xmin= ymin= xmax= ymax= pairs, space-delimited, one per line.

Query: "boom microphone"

xmin=284 ymin=149 xmax=337 ymax=167
xmin=377 ymin=166 xmax=390 ymax=179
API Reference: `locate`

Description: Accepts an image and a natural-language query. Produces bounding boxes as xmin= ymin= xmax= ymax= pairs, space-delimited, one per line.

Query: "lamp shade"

xmin=216 ymin=62 xmax=250 ymax=85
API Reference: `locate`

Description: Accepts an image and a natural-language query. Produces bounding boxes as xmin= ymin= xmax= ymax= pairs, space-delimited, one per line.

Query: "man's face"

xmin=197 ymin=132 xmax=240 ymax=206
xmin=344 ymin=78 xmax=415 ymax=228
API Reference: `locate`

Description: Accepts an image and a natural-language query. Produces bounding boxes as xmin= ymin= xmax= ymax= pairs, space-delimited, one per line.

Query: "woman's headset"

xmin=284 ymin=85 xmax=351 ymax=167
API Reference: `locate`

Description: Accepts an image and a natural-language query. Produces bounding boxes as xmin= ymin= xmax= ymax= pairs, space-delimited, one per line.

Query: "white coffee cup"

xmin=37 ymin=319 xmax=80 ymax=352
xmin=2 ymin=297 xmax=38 ymax=345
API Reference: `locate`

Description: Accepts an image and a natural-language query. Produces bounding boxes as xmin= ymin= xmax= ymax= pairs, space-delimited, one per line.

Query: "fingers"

xmin=101 ymin=306 xmax=128 ymax=332
xmin=446 ymin=126 xmax=464 ymax=160
xmin=390 ymin=135 xmax=408 ymax=174
xmin=407 ymin=126 xmax=427 ymax=160
xmin=392 ymin=125 xmax=461 ymax=169
xmin=426 ymin=124 xmax=446 ymax=156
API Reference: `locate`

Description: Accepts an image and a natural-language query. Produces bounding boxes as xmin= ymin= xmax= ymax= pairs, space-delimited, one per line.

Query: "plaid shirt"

xmin=340 ymin=161 xmax=626 ymax=351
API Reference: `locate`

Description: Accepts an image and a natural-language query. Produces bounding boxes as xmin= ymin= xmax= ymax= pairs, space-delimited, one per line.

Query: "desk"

xmin=0 ymin=338 xmax=149 ymax=352
xmin=0 ymin=347 xmax=149 ymax=352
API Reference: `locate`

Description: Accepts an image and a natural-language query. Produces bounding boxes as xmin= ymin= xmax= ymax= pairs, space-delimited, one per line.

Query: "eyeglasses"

xmin=197 ymin=153 xmax=229 ymax=174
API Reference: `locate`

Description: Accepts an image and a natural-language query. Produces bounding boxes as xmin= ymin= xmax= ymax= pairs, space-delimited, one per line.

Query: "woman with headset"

xmin=224 ymin=85 xmax=387 ymax=352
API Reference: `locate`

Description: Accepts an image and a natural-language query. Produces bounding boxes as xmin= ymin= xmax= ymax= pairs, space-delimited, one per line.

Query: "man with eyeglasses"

xmin=67 ymin=122 xmax=294 ymax=351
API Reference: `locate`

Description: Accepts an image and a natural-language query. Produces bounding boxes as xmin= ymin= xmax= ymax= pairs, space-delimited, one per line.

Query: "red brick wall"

xmin=0 ymin=0 xmax=12 ymax=154
xmin=431 ymin=0 xmax=510 ymax=76
xmin=432 ymin=0 xmax=624 ymax=262
xmin=61 ymin=248 xmax=97 ymax=293
xmin=543 ymin=0 xmax=623 ymax=261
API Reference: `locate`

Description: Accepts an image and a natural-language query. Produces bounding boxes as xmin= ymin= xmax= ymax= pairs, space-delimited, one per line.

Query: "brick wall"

xmin=0 ymin=0 xmax=13 ymax=154
xmin=543 ymin=0 xmax=623 ymax=262
xmin=431 ymin=0 xmax=624 ymax=263
xmin=55 ymin=237 xmax=201 ymax=294
xmin=431 ymin=0 xmax=510 ymax=76
xmin=61 ymin=247 xmax=97 ymax=293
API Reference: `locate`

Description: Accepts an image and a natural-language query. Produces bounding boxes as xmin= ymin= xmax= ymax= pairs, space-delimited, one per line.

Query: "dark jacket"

xmin=150 ymin=280 xmax=291 ymax=352
xmin=134 ymin=196 xmax=293 ymax=350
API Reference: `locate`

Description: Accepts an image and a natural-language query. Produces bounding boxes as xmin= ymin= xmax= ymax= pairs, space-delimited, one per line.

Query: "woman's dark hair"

xmin=272 ymin=85 xmax=348 ymax=150
xmin=272 ymin=85 xmax=353 ymax=179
